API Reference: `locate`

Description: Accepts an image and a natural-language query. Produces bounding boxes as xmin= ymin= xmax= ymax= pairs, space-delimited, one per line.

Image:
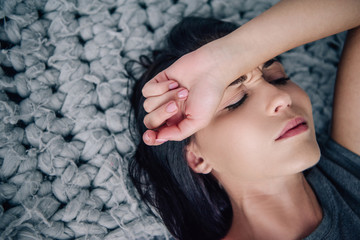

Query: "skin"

xmin=186 ymin=61 xmax=322 ymax=239
xmin=191 ymin=61 xmax=320 ymax=180
xmin=331 ymin=26 xmax=360 ymax=156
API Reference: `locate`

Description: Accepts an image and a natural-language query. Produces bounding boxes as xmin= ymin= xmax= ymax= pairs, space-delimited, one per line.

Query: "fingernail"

xmin=166 ymin=102 xmax=177 ymax=113
xmin=144 ymin=132 xmax=150 ymax=142
xmin=169 ymin=82 xmax=179 ymax=90
xmin=156 ymin=138 xmax=168 ymax=143
xmin=177 ymin=89 xmax=188 ymax=98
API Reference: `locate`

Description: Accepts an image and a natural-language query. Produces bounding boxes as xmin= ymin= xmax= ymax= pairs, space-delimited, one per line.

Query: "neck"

xmin=221 ymin=173 xmax=323 ymax=240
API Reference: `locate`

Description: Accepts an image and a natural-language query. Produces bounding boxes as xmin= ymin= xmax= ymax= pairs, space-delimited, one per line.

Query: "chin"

xmin=279 ymin=138 xmax=321 ymax=176
xmin=310 ymin=145 xmax=321 ymax=167
xmin=298 ymin=140 xmax=321 ymax=172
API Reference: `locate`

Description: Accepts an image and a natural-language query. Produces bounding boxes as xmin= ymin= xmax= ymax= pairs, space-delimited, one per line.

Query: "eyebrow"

xmin=228 ymin=75 xmax=247 ymax=88
xmin=263 ymin=58 xmax=280 ymax=68
xmin=227 ymin=58 xmax=281 ymax=88
xmin=228 ymin=57 xmax=280 ymax=87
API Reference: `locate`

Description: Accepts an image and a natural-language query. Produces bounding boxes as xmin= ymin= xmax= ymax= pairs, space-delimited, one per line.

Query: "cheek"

xmin=193 ymin=85 xmax=317 ymax=179
xmin=194 ymin=110 xmax=268 ymax=173
xmin=292 ymin=86 xmax=314 ymax=123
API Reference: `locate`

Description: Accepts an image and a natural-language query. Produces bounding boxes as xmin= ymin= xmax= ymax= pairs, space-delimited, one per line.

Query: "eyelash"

xmin=226 ymin=93 xmax=248 ymax=111
xmin=271 ymin=77 xmax=290 ymax=85
xmin=225 ymin=77 xmax=290 ymax=111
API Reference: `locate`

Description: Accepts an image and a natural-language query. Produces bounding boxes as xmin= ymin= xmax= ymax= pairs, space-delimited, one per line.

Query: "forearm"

xmin=208 ymin=0 xmax=360 ymax=86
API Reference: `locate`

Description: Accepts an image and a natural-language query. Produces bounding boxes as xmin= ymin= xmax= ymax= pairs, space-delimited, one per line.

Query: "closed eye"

xmin=225 ymin=77 xmax=289 ymax=111
xmin=225 ymin=93 xmax=248 ymax=111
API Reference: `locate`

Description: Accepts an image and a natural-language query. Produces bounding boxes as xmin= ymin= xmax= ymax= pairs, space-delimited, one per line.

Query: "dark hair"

xmin=127 ymin=17 xmax=238 ymax=240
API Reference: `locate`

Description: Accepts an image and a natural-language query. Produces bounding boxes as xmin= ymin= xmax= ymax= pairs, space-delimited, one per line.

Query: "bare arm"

xmin=142 ymin=0 xmax=360 ymax=144
xmin=331 ymin=26 xmax=360 ymax=155
xmin=212 ymin=0 xmax=360 ymax=87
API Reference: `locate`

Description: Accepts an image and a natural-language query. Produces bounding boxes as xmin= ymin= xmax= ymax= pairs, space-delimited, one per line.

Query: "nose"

xmin=265 ymin=84 xmax=292 ymax=115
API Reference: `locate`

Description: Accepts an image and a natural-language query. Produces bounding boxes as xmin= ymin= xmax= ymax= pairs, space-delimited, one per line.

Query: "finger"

xmin=165 ymin=111 xmax=184 ymax=127
xmin=143 ymin=101 xmax=179 ymax=130
xmin=155 ymin=117 xmax=208 ymax=142
xmin=142 ymin=79 xmax=179 ymax=98
xmin=142 ymin=75 xmax=179 ymax=98
xmin=143 ymin=130 xmax=166 ymax=146
xmin=143 ymin=88 xmax=188 ymax=113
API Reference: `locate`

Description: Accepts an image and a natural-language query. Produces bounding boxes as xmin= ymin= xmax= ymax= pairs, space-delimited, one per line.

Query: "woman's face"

xmin=192 ymin=59 xmax=320 ymax=183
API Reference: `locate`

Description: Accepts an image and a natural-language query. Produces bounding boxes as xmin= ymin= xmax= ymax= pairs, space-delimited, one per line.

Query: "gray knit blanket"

xmin=0 ymin=0 xmax=345 ymax=239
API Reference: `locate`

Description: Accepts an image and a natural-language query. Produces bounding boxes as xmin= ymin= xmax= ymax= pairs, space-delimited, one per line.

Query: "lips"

xmin=275 ymin=117 xmax=308 ymax=141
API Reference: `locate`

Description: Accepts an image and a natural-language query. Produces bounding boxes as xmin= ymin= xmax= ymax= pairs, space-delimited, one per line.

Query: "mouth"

xmin=275 ymin=117 xmax=308 ymax=141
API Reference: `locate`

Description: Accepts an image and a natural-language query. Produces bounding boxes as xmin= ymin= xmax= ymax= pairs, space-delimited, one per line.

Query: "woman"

xmin=130 ymin=0 xmax=360 ymax=239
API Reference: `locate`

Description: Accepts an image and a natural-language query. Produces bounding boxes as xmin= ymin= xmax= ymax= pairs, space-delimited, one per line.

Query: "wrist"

xmin=201 ymin=30 xmax=257 ymax=87
xmin=197 ymin=39 xmax=239 ymax=89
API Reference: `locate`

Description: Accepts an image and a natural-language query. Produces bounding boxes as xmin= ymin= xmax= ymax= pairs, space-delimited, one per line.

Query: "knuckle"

xmin=143 ymin=115 xmax=152 ymax=129
xmin=144 ymin=115 xmax=162 ymax=130
xmin=143 ymin=99 xmax=152 ymax=113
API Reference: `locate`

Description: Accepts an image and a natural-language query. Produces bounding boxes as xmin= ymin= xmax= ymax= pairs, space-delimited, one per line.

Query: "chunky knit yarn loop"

xmin=0 ymin=0 xmax=344 ymax=239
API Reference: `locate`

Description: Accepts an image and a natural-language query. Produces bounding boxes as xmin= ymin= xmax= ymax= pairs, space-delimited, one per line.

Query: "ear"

xmin=186 ymin=143 xmax=212 ymax=174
